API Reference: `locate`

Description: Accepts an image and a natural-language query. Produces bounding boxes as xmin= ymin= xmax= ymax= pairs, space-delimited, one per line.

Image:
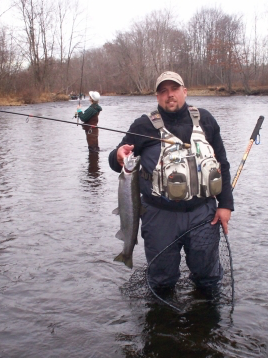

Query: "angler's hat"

xmin=155 ymin=71 xmax=184 ymax=92
xmin=89 ymin=91 xmax=100 ymax=102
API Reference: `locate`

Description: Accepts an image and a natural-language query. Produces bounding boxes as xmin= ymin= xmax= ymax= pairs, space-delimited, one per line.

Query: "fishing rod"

xmin=75 ymin=14 xmax=88 ymax=120
xmin=223 ymin=115 xmax=264 ymax=301
xmin=78 ymin=49 xmax=85 ymax=106
xmin=219 ymin=115 xmax=264 ymax=302
xmin=231 ymin=115 xmax=264 ymax=190
xmin=146 ymin=115 xmax=265 ymax=310
xmin=0 ymin=110 xmax=188 ymax=147
xmin=222 ymin=115 xmax=264 ymax=302
xmin=75 ymin=47 xmax=86 ymax=124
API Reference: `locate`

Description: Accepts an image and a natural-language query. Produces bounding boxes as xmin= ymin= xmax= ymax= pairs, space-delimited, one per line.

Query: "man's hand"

xmin=117 ymin=144 xmax=134 ymax=166
xmin=211 ymin=208 xmax=231 ymax=235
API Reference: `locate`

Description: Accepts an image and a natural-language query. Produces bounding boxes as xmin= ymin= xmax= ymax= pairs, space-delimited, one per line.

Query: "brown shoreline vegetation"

xmin=1 ymin=86 xmax=268 ymax=106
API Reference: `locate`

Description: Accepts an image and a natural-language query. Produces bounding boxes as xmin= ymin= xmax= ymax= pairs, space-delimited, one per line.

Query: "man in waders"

xmin=109 ymin=71 xmax=234 ymax=291
xmin=77 ymin=91 xmax=102 ymax=152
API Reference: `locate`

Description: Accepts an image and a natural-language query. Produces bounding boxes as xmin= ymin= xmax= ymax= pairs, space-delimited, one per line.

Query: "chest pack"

xmin=147 ymin=107 xmax=222 ymax=201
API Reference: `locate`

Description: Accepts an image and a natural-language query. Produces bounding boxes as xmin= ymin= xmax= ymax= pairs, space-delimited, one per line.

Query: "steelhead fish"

xmin=112 ymin=153 xmax=142 ymax=269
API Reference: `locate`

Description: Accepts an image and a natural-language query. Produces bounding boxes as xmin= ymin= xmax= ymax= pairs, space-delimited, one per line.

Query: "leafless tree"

xmin=14 ymin=0 xmax=56 ymax=91
xmin=105 ymin=10 xmax=186 ymax=94
xmin=55 ymin=0 xmax=83 ymax=94
xmin=0 ymin=26 xmax=22 ymax=94
xmin=1 ymin=5 xmax=268 ymax=97
xmin=187 ymin=8 xmax=245 ymax=90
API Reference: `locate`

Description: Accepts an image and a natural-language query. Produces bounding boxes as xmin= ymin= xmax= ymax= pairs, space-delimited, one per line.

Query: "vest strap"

xmin=188 ymin=106 xmax=200 ymax=127
xmin=148 ymin=106 xmax=200 ymax=129
xmin=147 ymin=110 xmax=164 ymax=129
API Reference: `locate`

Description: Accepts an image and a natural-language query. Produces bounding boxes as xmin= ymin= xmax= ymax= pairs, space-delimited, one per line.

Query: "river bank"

xmin=0 ymin=92 xmax=70 ymax=106
xmin=1 ymin=86 xmax=268 ymax=106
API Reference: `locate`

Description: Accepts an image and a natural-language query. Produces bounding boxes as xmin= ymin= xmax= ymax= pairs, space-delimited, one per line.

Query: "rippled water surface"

xmin=0 ymin=95 xmax=268 ymax=357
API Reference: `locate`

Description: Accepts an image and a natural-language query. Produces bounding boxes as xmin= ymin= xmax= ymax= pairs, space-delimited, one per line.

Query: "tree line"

xmin=1 ymin=0 xmax=268 ymax=100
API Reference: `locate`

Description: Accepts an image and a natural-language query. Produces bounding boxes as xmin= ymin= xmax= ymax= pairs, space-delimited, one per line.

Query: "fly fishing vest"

xmin=147 ymin=107 xmax=222 ymax=201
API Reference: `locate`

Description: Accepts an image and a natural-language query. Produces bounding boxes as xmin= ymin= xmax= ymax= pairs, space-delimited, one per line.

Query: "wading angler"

xmin=77 ymin=91 xmax=102 ymax=153
xmin=109 ymin=71 xmax=234 ymax=291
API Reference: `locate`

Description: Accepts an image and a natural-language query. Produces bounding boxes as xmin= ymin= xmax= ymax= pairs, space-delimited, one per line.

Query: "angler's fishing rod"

xmin=78 ymin=49 xmax=85 ymax=106
xmin=222 ymin=115 xmax=264 ymax=301
xmin=78 ymin=12 xmax=88 ymax=107
xmin=75 ymin=47 xmax=86 ymax=124
xmin=231 ymin=115 xmax=264 ymax=190
xmin=146 ymin=115 xmax=265 ymax=310
xmin=0 ymin=110 xmax=188 ymax=147
xmin=221 ymin=115 xmax=264 ymax=302
xmin=75 ymin=16 xmax=87 ymax=122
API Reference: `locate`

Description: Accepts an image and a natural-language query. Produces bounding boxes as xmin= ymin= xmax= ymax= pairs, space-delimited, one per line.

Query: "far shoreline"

xmin=0 ymin=86 xmax=268 ymax=106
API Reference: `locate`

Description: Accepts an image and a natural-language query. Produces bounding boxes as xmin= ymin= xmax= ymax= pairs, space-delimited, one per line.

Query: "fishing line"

xmin=221 ymin=115 xmax=264 ymax=302
xmin=79 ymin=2 xmax=89 ymax=104
xmin=75 ymin=41 xmax=85 ymax=125
xmin=121 ymin=115 xmax=264 ymax=313
xmin=0 ymin=110 xmax=188 ymax=146
xmin=146 ymin=115 xmax=264 ymax=311
xmin=75 ymin=4 xmax=88 ymax=122
xmin=145 ymin=219 xmax=212 ymax=312
xmin=78 ymin=48 xmax=85 ymax=106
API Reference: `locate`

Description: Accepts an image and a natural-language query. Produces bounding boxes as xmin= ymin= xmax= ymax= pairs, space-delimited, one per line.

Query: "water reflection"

xmin=120 ymin=299 xmax=226 ymax=358
xmin=144 ymin=303 xmax=223 ymax=358
xmin=88 ymin=151 xmax=101 ymax=180
xmin=79 ymin=151 xmax=103 ymax=192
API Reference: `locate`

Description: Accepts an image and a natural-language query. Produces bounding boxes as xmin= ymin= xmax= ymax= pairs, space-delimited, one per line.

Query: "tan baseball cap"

xmin=155 ymin=71 xmax=184 ymax=92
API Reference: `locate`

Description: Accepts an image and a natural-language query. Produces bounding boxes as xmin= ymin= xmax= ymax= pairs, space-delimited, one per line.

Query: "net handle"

xmin=231 ymin=116 xmax=264 ymax=190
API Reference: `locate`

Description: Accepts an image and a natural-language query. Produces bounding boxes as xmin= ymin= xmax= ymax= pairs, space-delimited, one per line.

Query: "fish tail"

xmin=113 ymin=252 xmax=133 ymax=269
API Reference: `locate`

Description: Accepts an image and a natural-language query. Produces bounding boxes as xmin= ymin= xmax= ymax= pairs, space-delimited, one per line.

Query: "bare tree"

xmin=0 ymin=26 xmax=22 ymax=94
xmin=187 ymin=8 xmax=245 ymax=90
xmin=55 ymin=0 xmax=83 ymax=94
xmin=14 ymin=0 xmax=56 ymax=90
xmin=107 ymin=10 xmax=186 ymax=94
xmin=1 ymin=4 xmax=268 ymax=97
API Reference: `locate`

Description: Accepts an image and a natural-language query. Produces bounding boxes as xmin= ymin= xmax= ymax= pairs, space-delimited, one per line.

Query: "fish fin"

xmin=114 ymin=252 xmax=133 ymax=269
xmin=112 ymin=207 xmax=119 ymax=215
xmin=115 ymin=230 xmax=125 ymax=241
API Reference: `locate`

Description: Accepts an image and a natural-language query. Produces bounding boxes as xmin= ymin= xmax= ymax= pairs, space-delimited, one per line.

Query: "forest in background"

xmin=1 ymin=0 xmax=268 ymax=104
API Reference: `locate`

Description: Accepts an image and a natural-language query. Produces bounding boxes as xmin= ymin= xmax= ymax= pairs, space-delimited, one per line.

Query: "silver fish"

xmin=112 ymin=153 xmax=142 ymax=269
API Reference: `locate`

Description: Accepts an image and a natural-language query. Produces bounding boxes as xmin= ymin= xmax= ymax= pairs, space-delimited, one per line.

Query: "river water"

xmin=0 ymin=95 xmax=267 ymax=357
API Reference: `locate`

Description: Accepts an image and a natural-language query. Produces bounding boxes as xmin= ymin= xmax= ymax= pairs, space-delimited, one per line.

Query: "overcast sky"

xmin=1 ymin=0 xmax=267 ymax=47
xmin=83 ymin=0 xmax=268 ymax=47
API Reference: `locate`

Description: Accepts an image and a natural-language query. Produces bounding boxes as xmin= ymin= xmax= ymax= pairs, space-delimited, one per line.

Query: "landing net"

xmin=120 ymin=221 xmax=234 ymax=313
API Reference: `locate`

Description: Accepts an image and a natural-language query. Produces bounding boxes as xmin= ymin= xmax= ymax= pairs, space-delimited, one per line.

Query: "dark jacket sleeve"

xmin=108 ymin=128 xmax=136 ymax=173
xmin=109 ymin=148 xmax=122 ymax=173
xmin=108 ymin=121 xmax=140 ymax=173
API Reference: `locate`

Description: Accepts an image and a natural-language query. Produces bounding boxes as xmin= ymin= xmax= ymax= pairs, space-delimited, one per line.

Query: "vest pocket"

xmin=164 ymin=162 xmax=190 ymax=200
xmin=167 ymin=172 xmax=188 ymax=200
xmin=209 ymin=169 xmax=222 ymax=196
xmin=200 ymin=157 xmax=222 ymax=197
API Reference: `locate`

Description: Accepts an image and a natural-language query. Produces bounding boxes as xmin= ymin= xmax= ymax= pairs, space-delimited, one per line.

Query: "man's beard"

xmin=164 ymin=101 xmax=180 ymax=113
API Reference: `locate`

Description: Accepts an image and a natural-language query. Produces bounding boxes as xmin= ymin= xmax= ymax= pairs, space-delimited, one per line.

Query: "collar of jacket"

xmin=157 ymin=102 xmax=188 ymax=122
xmin=91 ymin=103 xmax=102 ymax=111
